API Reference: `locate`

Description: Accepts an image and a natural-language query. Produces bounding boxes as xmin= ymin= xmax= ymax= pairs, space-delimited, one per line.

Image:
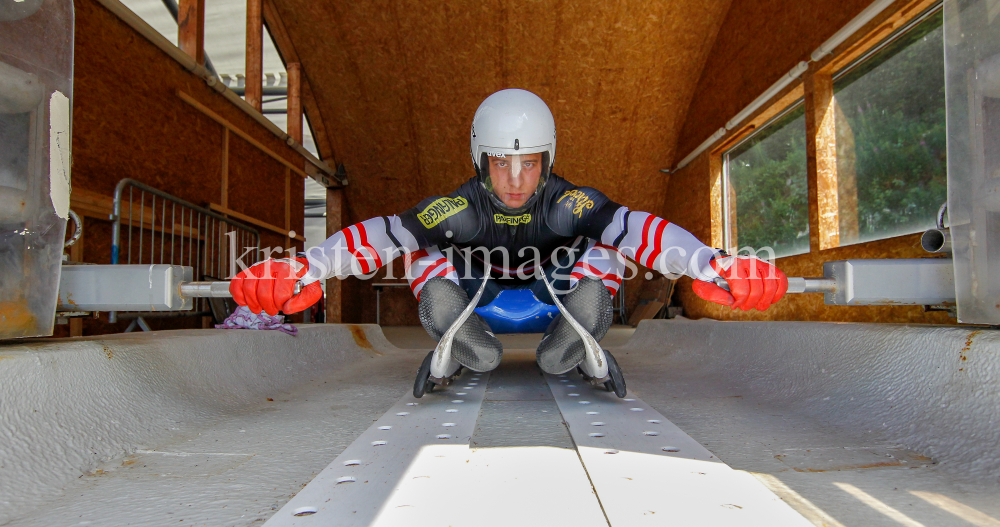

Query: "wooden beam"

xmin=287 ymin=62 xmax=303 ymax=144
xmin=177 ymin=90 xmax=308 ymax=177
xmin=245 ymin=0 xmax=263 ymax=111
xmin=261 ymin=0 xmax=337 ymax=163
xmin=177 ymin=0 xmax=205 ymax=65
xmin=208 ymin=203 xmax=306 ymax=242
xmin=221 ymin=128 xmax=229 ymax=208
xmin=284 ymin=168 xmax=292 ymax=248
xmin=261 ymin=0 xmax=298 ymax=62
xmin=809 ymin=71 xmax=840 ymax=251
xmin=325 ymin=188 xmax=343 ymax=323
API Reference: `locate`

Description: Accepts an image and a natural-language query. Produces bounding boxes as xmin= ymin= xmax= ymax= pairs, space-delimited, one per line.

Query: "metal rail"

xmin=714 ymin=276 xmax=837 ymax=294
xmin=110 ymin=179 xmax=261 ymax=321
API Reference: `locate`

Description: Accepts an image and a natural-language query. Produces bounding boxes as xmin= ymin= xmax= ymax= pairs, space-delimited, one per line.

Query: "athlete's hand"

xmin=692 ymin=255 xmax=788 ymax=311
xmin=230 ymin=257 xmax=323 ymax=316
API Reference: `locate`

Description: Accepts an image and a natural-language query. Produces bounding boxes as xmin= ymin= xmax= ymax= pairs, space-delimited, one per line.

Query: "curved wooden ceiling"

xmin=273 ymin=0 xmax=733 ymax=222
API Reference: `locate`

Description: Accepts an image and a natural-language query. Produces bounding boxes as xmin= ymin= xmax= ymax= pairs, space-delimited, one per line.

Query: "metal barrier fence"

xmin=110 ymin=178 xmax=261 ymax=322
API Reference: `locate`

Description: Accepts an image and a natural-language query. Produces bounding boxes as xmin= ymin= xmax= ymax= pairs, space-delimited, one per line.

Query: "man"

xmin=230 ymin=89 xmax=788 ymax=385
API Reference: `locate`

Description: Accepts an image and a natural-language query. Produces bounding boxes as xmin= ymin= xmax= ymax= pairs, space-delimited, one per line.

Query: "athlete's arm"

xmin=557 ymin=187 xmax=787 ymax=312
xmin=597 ymin=207 xmax=787 ymax=311
xmin=231 ymin=190 xmax=474 ymax=315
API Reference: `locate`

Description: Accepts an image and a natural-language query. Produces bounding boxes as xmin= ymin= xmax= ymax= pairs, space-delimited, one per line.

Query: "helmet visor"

xmin=480 ymin=152 xmax=550 ymax=211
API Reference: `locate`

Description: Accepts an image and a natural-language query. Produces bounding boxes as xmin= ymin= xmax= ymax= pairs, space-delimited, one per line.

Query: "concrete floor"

xmin=6 ymin=323 xmax=1000 ymax=526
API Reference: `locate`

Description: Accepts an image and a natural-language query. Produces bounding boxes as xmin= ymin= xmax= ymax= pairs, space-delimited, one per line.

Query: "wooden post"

xmin=221 ymin=129 xmax=229 ymax=209
xmin=287 ymin=62 xmax=303 ymax=143
xmin=325 ymin=188 xmax=343 ymax=323
xmin=245 ymin=0 xmax=263 ymax=111
xmin=177 ymin=0 xmax=206 ymax=65
xmin=807 ymin=70 xmax=840 ymax=251
xmin=284 ymin=168 xmax=291 ymax=250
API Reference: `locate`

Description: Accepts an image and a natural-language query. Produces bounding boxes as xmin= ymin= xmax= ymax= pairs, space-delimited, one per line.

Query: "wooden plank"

xmin=245 ymin=0 xmax=263 ymax=111
xmin=209 ymin=202 xmax=306 ymax=242
xmin=628 ymin=301 xmax=664 ymax=327
xmin=325 ymin=188 xmax=343 ymax=323
xmin=221 ymin=128 xmax=229 ymax=209
xmin=811 ymin=71 xmax=840 ymax=250
xmin=286 ymin=62 xmax=303 ymax=143
xmin=177 ymin=0 xmax=205 ymax=65
xmin=284 ymin=168 xmax=291 ymax=248
xmin=177 ymin=90 xmax=309 ymax=178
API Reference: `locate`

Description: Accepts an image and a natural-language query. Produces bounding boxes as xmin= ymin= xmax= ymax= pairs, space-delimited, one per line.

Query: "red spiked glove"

xmin=692 ymin=255 xmax=788 ymax=311
xmin=230 ymin=257 xmax=323 ymax=316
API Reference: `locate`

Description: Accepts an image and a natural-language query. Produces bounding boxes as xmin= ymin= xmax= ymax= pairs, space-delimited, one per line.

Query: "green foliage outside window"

xmin=834 ymin=9 xmax=947 ymax=244
xmin=725 ymin=106 xmax=810 ymax=258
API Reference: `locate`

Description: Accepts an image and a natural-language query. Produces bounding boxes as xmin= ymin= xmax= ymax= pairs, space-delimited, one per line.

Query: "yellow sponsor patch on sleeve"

xmin=493 ymin=213 xmax=532 ymax=226
xmin=417 ymin=197 xmax=469 ymax=228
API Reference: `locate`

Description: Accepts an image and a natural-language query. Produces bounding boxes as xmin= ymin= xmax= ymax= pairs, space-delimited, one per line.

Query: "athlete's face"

xmin=488 ymin=153 xmax=542 ymax=209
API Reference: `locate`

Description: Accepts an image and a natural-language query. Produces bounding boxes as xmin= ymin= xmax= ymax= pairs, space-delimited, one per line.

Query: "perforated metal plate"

xmin=263 ymin=371 xmax=491 ymax=526
xmin=546 ymin=373 xmax=814 ymax=526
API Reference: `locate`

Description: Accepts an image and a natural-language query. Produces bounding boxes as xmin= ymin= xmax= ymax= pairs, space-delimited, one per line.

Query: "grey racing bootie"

xmin=418 ymin=277 xmax=503 ymax=372
xmin=536 ymin=276 xmax=613 ymax=374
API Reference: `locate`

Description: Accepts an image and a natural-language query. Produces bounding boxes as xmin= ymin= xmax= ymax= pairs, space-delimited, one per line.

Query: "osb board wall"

xmin=675 ymin=0 xmax=876 ymax=159
xmin=665 ymin=151 xmax=955 ymax=325
xmin=61 ymin=0 xmax=307 ymax=335
xmin=272 ymin=0 xmax=733 ymax=226
xmin=73 ymin=0 xmax=303 ymax=241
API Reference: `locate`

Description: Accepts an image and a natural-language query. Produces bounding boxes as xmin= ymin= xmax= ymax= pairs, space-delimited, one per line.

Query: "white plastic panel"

xmin=57 ymin=264 xmax=193 ymax=311
xmin=944 ymin=0 xmax=1000 ymax=323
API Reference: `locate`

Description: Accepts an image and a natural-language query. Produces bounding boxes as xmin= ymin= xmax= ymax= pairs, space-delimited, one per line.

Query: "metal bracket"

xmin=539 ymin=273 xmax=608 ymax=380
xmin=429 ymin=275 xmax=490 ymax=378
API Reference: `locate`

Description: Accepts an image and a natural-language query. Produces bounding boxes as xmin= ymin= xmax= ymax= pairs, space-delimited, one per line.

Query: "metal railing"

xmin=110 ymin=178 xmax=261 ymax=322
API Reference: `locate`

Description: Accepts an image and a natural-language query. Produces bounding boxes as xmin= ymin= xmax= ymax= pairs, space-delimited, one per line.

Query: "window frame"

xmin=710 ymin=0 xmax=946 ymax=257
xmin=721 ymin=100 xmax=808 ymax=254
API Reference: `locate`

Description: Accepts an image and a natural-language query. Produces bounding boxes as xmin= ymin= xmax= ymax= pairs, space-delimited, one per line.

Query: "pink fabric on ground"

xmin=215 ymin=305 xmax=298 ymax=336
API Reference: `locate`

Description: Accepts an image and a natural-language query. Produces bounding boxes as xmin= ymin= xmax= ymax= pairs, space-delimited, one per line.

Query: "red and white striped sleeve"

xmin=569 ymin=239 xmax=625 ymax=296
xmin=403 ymin=247 xmax=459 ymax=300
xmin=599 ymin=207 xmax=720 ymax=281
xmin=300 ymin=215 xmax=420 ymax=285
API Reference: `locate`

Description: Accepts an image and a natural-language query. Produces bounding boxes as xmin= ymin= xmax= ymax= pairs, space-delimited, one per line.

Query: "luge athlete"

xmin=230 ymin=89 xmax=789 ymax=381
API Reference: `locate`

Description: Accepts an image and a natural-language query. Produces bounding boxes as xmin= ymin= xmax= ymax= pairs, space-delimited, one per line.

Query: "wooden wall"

xmin=665 ymin=0 xmax=955 ymax=325
xmin=273 ymin=0 xmax=734 ymax=224
xmin=59 ymin=0 xmax=306 ymax=335
xmin=676 ymin=0 xmax=878 ymax=158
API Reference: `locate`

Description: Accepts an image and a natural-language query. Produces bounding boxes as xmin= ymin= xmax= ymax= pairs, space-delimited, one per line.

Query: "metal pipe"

xmin=179 ymin=281 xmax=233 ymax=298
xmin=178 ymin=280 xmax=300 ymax=298
xmin=64 ymin=209 xmax=82 ymax=248
xmin=714 ymin=276 xmax=836 ymax=294
xmin=811 ymin=0 xmax=895 ymax=61
xmin=921 ymin=228 xmax=952 ymax=254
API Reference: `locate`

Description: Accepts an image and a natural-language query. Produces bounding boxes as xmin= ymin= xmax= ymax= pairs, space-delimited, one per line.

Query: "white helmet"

xmin=470 ymin=89 xmax=556 ymax=213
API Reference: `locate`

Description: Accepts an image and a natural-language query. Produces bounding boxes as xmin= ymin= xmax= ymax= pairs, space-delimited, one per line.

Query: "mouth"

xmin=503 ymin=193 xmax=527 ymax=207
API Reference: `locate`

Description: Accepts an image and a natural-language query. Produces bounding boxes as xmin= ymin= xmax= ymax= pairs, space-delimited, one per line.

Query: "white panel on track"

xmin=265 ymin=368 xmax=608 ymax=527
xmin=263 ymin=371 xmax=491 ymax=527
xmin=545 ymin=373 xmax=814 ymax=527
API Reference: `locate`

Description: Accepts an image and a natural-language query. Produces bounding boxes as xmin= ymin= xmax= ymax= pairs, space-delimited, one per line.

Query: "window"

xmin=832 ymin=7 xmax=946 ymax=245
xmin=722 ymin=104 xmax=810 ymax=258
